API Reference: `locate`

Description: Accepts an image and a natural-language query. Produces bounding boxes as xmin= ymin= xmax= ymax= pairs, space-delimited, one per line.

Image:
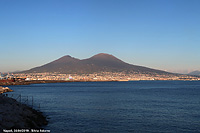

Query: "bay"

xmin=8 ymin=81 xmax=200 ymax=133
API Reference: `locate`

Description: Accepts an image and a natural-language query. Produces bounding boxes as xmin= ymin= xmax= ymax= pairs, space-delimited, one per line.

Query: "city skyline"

xmin=0 ymin=0 xmax=200 ymax=73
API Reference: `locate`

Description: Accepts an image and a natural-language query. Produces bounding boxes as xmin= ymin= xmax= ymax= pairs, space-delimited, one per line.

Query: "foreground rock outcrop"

xmin=0 ymin=86 xmax=13 ymax=94
xmin=0 ymin=95 xmax=48 ymax=131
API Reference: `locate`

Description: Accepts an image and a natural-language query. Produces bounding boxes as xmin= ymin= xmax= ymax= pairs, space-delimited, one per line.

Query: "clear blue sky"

xmin=0 ymin=0 xmax=200 ymax=73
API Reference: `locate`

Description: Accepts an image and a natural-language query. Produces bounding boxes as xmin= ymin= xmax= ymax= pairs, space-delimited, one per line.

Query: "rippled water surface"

xmin=8 ymin=81 xmax=200 ymax=132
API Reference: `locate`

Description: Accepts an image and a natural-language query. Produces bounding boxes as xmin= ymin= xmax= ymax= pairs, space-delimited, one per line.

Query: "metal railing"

xmin=4 ymin=93 xmax=41 ymax=110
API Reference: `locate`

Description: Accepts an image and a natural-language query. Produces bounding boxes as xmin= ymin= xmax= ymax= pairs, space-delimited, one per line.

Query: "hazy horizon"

xmin=1 ymin=0 xmax=200 ymax=73
xmin=0 ymin=53 xmax=198 ymax=74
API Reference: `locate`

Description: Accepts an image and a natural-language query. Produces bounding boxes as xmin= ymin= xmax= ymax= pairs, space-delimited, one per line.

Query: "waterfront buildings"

xmin=13 ymin=72 xmax=200 ymax=81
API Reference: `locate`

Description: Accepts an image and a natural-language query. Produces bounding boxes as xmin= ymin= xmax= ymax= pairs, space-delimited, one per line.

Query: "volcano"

xmin=23 ymin=53 xmax=170 ymax=74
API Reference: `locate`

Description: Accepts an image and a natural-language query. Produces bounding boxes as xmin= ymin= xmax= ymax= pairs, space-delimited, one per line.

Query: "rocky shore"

xmin=0 ymin=90 xmax=48 ymax=131
xmin=0 ymin=86 xmax=13 ymax=94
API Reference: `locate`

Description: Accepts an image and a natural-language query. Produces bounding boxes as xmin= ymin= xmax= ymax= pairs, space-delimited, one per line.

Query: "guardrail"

xmin=4 ymin=93 xmax=41 ymax=110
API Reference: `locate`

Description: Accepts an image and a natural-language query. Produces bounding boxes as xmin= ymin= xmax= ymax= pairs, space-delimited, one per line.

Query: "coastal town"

xmin=0 ymin=72 xmax=199 ymax=85
xmin=16 ymin=72 xmax=200 ymax=81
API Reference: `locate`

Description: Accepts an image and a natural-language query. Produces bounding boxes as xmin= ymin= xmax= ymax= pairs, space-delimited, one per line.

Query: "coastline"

xmin=0 ymin=80 xmax=118 ymax=86
xmin=0 ymin=79 xmax=199 ymax=86
xmin=0 ymin=88 xmax=48 ymax=132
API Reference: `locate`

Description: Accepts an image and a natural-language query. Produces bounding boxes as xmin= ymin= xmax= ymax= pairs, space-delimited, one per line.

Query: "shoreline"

xmin=0 ymin=79 xmax=200 ymax=86
xmin=0 ymin=80 xmax=118 ymax=86
xmin=0 ymin=88 xmax=48 ymax=131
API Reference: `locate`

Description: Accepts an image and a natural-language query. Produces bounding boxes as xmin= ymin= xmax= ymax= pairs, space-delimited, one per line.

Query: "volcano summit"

xmin=23 ymin=53 xmax=170 ymax=75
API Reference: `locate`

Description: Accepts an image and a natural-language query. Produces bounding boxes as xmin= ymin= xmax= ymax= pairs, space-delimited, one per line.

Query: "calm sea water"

xmin=8 ymin=81 xmax=200 ymax=133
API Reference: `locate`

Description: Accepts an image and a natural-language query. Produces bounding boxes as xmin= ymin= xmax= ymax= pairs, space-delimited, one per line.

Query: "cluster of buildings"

xmin=12 ymin=72 xmax=200 ymax=81
xmin=0 ymin=73 xmax=15 ymax=82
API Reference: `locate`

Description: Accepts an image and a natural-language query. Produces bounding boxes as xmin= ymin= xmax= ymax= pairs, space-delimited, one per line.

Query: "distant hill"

xmin=188 ymin=70 xmax=200 ymax=76
xmin=22 ymin=53 xmax=172 ymax=75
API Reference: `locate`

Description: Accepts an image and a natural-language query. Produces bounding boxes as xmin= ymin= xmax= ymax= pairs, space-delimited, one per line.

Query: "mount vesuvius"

xmin=23 ymin=53 xmax=171 ymax=75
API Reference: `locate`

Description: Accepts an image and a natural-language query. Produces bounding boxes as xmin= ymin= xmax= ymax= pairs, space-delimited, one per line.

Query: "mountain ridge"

xmin=188 ymin=70 xmax=200 ymax=76
xmin=22 ymin=53 xmax=171 ymax=75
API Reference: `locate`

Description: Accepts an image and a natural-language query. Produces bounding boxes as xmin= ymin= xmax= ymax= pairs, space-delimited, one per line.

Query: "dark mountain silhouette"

xmin=188 ymin=70 xmax=200 ymax=76
xmin=23 ymin=53 xmax=171 ymax=74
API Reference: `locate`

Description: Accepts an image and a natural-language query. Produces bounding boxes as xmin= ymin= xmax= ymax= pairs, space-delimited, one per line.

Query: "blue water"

xmin=8 ymin=81 xmax=200 ymax=133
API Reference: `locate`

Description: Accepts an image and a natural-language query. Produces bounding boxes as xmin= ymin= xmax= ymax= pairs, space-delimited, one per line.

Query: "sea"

xmin=7 ymin=81 xmax=200 ymax=133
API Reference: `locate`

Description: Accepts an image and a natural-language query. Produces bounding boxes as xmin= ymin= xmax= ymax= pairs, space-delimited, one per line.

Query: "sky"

xmin=0 ymin=0 xmax=200 ymax=74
